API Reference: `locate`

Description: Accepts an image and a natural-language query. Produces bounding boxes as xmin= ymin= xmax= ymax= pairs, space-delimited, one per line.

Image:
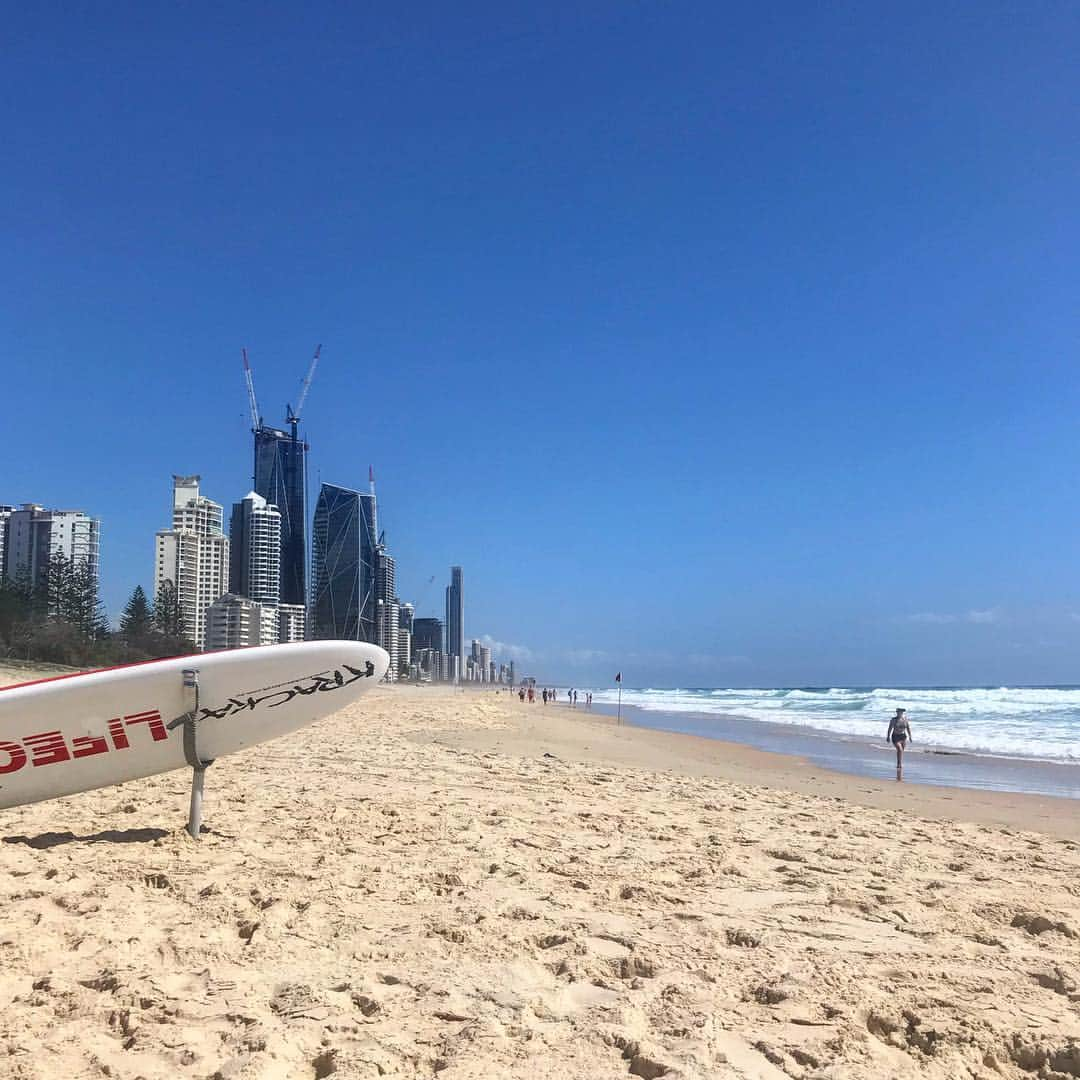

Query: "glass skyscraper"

xmin=254 ymin=426 xmax=308 ymax=609
xmin=445 ymin=565 xmax=463 ymax=670
xmin=310 ymin=483 xmax=378 ymax=641
xmin=412 ymin=617 xmax=443 ymax=654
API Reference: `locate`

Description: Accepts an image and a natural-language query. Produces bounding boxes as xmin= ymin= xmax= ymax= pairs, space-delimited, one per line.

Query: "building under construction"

xmin=242 ymin=346 xmax=320 ymax=613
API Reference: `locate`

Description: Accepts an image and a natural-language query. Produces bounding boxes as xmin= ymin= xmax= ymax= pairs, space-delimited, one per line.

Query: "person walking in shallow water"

xmin=886 ymin=707 xmax=912 ymax=781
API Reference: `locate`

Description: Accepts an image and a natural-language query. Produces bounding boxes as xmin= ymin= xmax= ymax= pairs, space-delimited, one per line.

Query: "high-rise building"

xmin=228 ymin=491 xmax=282 ymax=646
xmin=445 ymin=565 xmax=463 ymax=672
xmin=413 ymin=646 xmax=444 ymax=681
xmin=3 ymin=504 xmax=101 ymax=596
xmin=229 ymin=491 xmax=281 ymax=606
xmin=375 ymin=546 xmax=394 ymax=614
xmin=378 ymin=600 xmax=399 ymax=679
xmin=278 ymin=603 xmax=306 ymax=643
xmin=375 ymin=546 xmax=399 ymax=680
xmin=0 ymin=505 xmax=14 ymax=578
xmin=254 ymin=425 xmax=308 ymax=609
xmin=412 ymin=617 xmax=443 ymax=654
xmin=205 ymin=593 xmax=277 ymax=650
xmin=154 ymin=476 xmax=228 ymax=650
xmin=398 ymin=603 xmax=414 ymax=672
xmin=310 ymin=483 xmax=377 ymax=641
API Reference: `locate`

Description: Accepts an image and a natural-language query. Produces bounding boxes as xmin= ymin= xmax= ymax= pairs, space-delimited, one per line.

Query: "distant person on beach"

xmin=518 ymin=688 xmax=525 ymax=702
xmin=572 ymin=689 xmax=578 ymax=707
xmin=528 ymin=687 xmax=535 ymax=703
xmin=886 ymin=708 xmax=912 ymax=781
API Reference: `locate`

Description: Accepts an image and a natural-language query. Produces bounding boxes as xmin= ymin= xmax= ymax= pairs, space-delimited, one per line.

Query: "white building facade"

xmin=228 ymin=491 xmax=282 ymax=646
xmin=205 ymin=593 xmax=274 ymax=651
xmin=154 ymin=475 xmax=229 ymax=650
xmin=278 ymin=603 xmax=306 ymax=643
xmin=0 ymin=505 xmax=15 ymax=580
xmin=2 ymin=504 xmax=101 ymax=596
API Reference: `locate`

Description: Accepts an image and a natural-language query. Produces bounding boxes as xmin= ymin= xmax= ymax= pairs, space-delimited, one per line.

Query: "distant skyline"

xmin=3 ymin=4 xmax=1079 ymax=686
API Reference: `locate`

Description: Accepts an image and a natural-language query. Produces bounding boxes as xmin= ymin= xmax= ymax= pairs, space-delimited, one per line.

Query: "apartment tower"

xmin=229 ymin=490 xmax=282 ymax=644
xmin=2 ymin=504 xmax=101 ymax=597
xmin=154 ymin=475 xmax=229 ymax=649
xmin=375 ymin=546 xmax=399 ymax=680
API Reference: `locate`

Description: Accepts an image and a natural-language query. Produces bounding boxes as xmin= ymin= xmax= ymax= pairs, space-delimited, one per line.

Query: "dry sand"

xmin=1 ymin=671 xmax=1079 ymax=1079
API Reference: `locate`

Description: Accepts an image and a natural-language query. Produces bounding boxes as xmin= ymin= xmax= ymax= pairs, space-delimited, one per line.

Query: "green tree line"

xmin=0 ymin=558 xmax=193 ymax=667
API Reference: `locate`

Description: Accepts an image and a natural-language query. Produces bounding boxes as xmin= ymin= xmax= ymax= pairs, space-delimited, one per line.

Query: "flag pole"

xmin=615 ymin=671 xmax=622 ymax=725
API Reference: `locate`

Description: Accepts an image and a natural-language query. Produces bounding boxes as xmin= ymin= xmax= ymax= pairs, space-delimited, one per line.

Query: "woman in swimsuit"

xmin=886 ymin=708 xmax=912 ymax=781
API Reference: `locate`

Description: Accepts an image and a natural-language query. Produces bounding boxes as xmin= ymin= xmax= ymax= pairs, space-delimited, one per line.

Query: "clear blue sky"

xmin=3 ymin=3 xmax=1078 ymax=686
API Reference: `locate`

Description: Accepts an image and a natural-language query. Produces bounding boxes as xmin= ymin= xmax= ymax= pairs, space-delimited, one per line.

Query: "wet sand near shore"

xmin=581 ymin=700 xmax=1080 ymax=803
xmin=1 ymin=673 xmax=1079 ymax=1078
xmin=440 ymin=691 xmax=1080 ymax=842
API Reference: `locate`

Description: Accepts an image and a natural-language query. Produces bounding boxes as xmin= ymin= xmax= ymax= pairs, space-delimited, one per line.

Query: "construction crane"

xmin=287 ymin=344 xmax=321 ymax=434
xmin=241 ymin=347 xmax=261 ymax=432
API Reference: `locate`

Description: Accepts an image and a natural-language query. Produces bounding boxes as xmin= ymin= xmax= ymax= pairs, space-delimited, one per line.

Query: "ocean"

xmin=586 ymin=685 xmax=1080 ymax=761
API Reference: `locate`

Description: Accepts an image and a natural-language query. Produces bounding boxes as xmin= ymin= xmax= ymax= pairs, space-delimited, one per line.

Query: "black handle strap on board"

xmin=167 ymin=668 xmax=214 ymax=771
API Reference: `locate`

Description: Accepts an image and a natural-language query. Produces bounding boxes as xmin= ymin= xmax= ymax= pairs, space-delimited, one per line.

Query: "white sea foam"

xmin=586 ymin=685 xmax=1080 ymax=760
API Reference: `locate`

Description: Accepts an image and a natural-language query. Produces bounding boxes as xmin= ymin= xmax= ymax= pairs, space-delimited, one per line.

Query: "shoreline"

xmin=588 ymin=699 xmax=1080 ymax=802
xmin=438 ymin=689 xmax=1080 ymax=841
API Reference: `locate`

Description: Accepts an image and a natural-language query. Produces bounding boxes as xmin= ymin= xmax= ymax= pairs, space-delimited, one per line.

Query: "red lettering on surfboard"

xmin=108 ymin=718 xmax=130 ymax=749
xmin=23 ymin=731 xmax=71 ymax=767
xmin=124 ymin=710 xmax=167 ymax=742
xmin=0 ymin=740 xmax=27 ymax=774
xmin=72 ymin=733 xmax=109 ymax=758
xmin=0 ymin=710 xmax=170 ymax=775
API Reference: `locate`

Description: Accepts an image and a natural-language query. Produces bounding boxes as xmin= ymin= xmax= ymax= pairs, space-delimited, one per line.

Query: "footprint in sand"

xmin=726 ymin=929 xmax=762 ymax=948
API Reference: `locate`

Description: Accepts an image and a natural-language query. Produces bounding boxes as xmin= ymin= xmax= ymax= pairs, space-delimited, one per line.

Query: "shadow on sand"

xmin=2 ymin=828 xmax=169 ymax=849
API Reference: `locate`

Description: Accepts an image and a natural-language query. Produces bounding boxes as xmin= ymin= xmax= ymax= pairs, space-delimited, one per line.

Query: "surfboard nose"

xmin=332 ymin=640 xmax=391 ymax=682
xmin=370 ymin=644 xmax=391 ymax=680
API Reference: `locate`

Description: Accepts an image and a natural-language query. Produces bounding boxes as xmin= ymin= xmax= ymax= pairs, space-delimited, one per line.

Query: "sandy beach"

xmin=1 ymin=673 xmax=1079 ymax=1079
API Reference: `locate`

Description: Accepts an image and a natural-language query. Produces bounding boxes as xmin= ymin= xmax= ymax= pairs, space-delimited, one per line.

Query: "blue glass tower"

xmin=445 ymin=565 xmax=463 ymax=669
xmin=310 ymin=483 xmax=378 ymax=641
xmin=254 ymin=426 xmax=308 ymax=608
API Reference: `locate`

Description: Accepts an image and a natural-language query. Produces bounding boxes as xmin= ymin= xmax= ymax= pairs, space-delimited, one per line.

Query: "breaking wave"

xmin=586 ymin=685 xmax=1080 ymax=760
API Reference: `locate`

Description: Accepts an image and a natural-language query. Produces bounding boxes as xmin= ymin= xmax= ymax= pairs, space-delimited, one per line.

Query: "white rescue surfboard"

xmin=0 ymin=640 xmax=389 ymax=811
